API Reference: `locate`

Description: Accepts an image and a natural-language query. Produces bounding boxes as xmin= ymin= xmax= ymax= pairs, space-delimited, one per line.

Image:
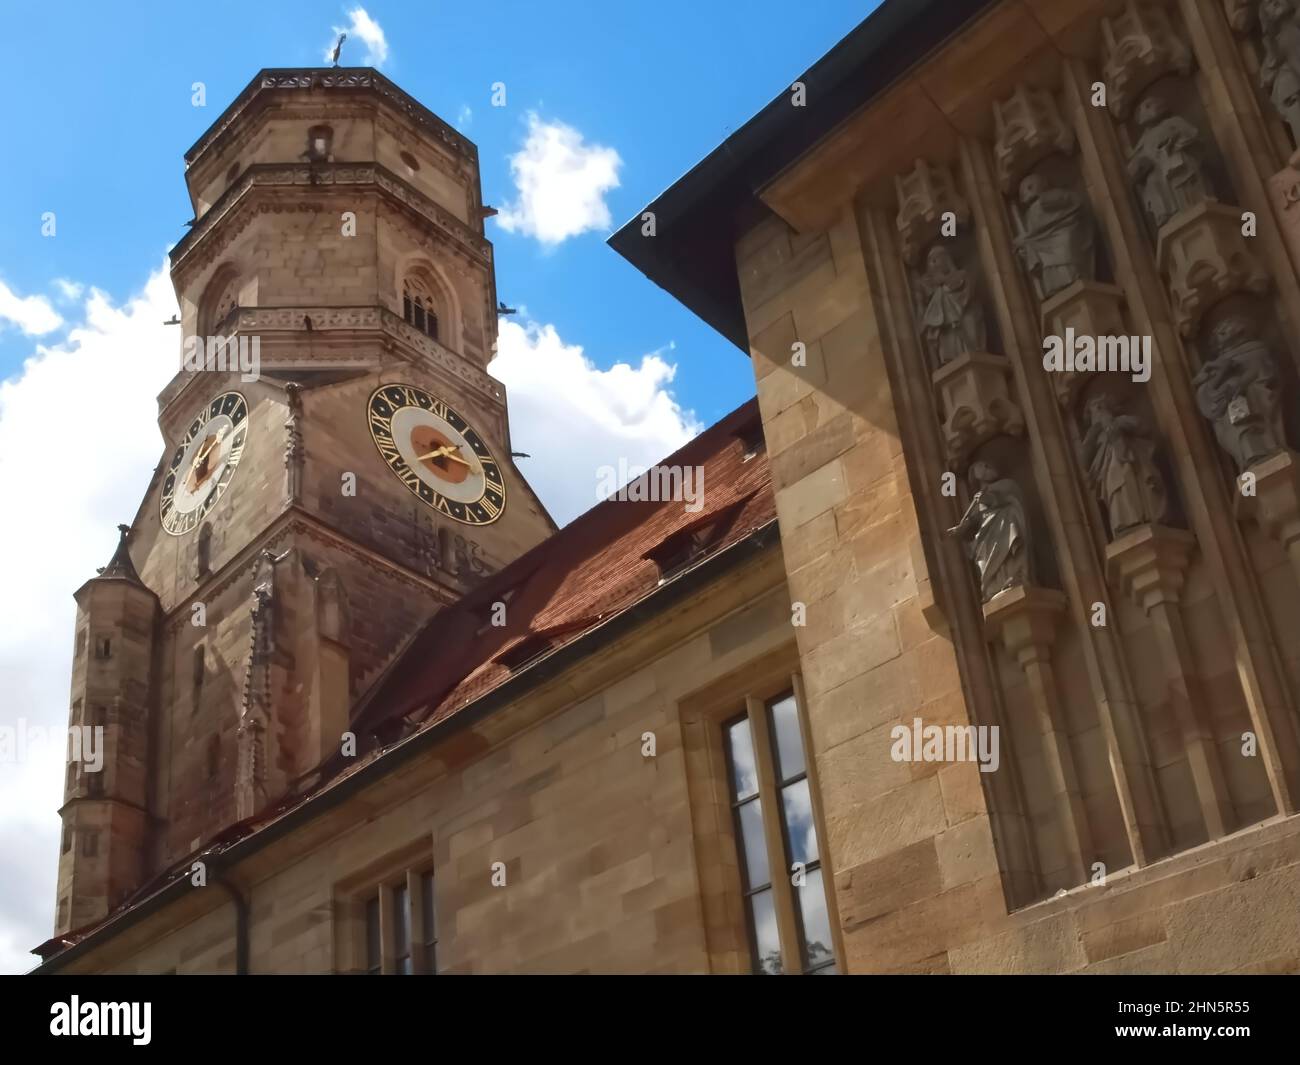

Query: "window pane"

xmin=750 ymin=889 xmax=783 ymax=975
xmin=769 ymin=693 xmax=805 ymax=781
xmin=736 ymin=798 xmax=770 ymax=890
xmin=393 ymin=883 xmax=410 ymax=951
xmin=421 ymin=871 xmax=435 ymax=943
xmin=782 ymin=778 xmax=819 ymax=866
xmin=365 ymin=897 xmax=381 ymax=973
xmin=797 ymin=867 xmax=836 ymax=972
xmin=726 ymin=717 xmax=759 ymax=800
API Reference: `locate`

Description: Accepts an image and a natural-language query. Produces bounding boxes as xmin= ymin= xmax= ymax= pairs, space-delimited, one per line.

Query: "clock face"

xmin=160 ymin=391 xmax=249 ymax=536
xmin=368 ymin=384 xmax=506 ymax=525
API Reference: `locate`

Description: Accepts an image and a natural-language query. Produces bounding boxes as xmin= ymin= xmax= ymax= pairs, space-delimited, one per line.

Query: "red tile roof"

xmin=352 ymin=396 xmax=775 ymax=739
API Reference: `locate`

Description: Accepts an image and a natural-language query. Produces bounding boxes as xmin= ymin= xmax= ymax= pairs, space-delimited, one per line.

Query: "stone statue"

xmin=1192 ymin=314 xmax=1286 ymax=472
xmin=915 ymin=244 xmax=988 ymax=365
xmin=1126 ymin=95 xmax=1212 ymax=229
xmin=1260 ymin=0 xmax=1300 ymax=151
xmin=1013 ymin=173 xmax=1096 ymax=300
xmin=945 ymin=460 xmax=1032 ymax=602
xmin=1081 ymin=394 xmax=1170 ymax=536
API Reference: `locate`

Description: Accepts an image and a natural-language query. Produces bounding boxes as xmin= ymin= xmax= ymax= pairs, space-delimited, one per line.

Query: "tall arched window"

xmin=402 ymin=276 xmax=440 ymax=341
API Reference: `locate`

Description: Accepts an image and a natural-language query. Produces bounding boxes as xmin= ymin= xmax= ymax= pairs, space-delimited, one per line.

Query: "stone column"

xmin=1107 ymin=524 xmax=1234 ymax=838
xmin=983 ymin=586 xmax=1093 ymax=885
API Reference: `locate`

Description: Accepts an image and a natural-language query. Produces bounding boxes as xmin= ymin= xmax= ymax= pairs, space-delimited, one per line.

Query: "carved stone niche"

xmin=1040 ymin=280 xmax=1127 ymax=409
xmin=993 ymin=84 xmax=1075 ymax=193
xmin=1156 ymin=201 xmax=1270 ymax=336
xmin=933 ymin=353 xmax=1025 ymax=465
xmin=895 ymin=159 xmax=971 ymax=265
xmin=1101 ymin=1 xmax=1194 ymax=120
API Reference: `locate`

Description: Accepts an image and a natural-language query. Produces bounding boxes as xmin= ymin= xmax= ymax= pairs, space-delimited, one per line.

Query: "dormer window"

xmin=402 ymin=276 xmax=440 ymax=341
xmin=737 ymin=418 xmax=766 ymax=461
xmin=306 ymin=124 xmax=334 ymax=163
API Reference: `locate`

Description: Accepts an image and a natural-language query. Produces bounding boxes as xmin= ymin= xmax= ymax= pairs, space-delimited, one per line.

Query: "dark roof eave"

xmin=30 ymin=518 xmax=780 ymax=973
xmin=607 ymin=0 xmax=998 ymax=352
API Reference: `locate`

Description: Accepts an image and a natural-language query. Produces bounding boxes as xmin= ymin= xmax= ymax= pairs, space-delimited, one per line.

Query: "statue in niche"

xmin=1192 ymin=314 xmax=1286 ymax=471
xmin=1081 ymin=394 xmax=1170 ymax=537
xmin=945 ymin=460 xmax=1031 ymax=602
xmin=1260 ymin=0 xmax=1300 ymax=151
xmin=1013 ymin=172 xmax=1096 ymax=300
xmin=1126 ymin=94 xmax=1213 ymax=229
xmin=915 ymin=243 xmax=988 ymax=365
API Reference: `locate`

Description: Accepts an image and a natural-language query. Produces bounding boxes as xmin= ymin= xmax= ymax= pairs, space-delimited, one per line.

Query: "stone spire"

xmin=94 ymin=525 xmax=145 ymax=584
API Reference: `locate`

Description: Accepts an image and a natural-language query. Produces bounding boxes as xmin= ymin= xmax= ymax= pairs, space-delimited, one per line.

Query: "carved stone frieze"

xmin=1101 ymin=1 xmax=1195 ymax=120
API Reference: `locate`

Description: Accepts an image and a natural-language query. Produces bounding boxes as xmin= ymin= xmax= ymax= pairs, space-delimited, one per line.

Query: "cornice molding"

xmin=170 ymin=163 xmax=490 ymax=278
xmin=185 ymin=68 xmax=476 ymax=169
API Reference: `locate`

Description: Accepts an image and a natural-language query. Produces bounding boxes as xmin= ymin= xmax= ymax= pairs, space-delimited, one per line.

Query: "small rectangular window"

xmin=95 ymin=637 xmax=111 ymax=660
xmin=61 ymin=825 xmax=71 ymax=854
xmin=75 ymin=630 xmax=87 ymax=658
xmin=82 ymin=831 xmax=98 ymax=858
xmin=723 ymin=686 xmax=837 ymax=975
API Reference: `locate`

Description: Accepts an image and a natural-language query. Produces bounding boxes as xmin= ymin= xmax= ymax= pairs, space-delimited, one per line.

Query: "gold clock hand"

xmin=414 ymin=446 xmax=452 ymax=462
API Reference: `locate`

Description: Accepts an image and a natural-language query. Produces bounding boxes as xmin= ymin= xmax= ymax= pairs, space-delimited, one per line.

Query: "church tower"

xmin=53 ymin=69 xmax=555 ymax=933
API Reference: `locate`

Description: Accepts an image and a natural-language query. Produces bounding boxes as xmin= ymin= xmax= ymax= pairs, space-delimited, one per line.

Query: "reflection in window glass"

xmin=782 ymin=778 xmax=818 ymax=867
xmin=798 ymin=868 xmax=836 ymax=973
xmin=421 ymin=870 xmax=437 ymax=974
xmin=737 ymin=799 xmax=770 ymax=889
xmin=769 ymin=694 xmax=805 ymax=780
xmin=727 ymin=717 xmax=759 ymax=800
xmin=393 ymin=883 xmax=412 ymax=975
xmin=365 ymin=896 xmax=381 ymax=974
xmin=751 ymin=889 xmax=784 ymax=975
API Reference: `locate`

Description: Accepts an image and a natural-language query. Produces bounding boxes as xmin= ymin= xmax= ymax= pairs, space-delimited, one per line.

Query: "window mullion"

xmin=746 ymin=695 xmax=801 ymax=974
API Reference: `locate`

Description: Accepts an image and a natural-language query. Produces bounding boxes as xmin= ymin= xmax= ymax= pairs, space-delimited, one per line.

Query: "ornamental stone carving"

xmin=1156 ymin=202 xmax=1270 ymax=335
xmin=946 ymin=460 xmax=1033 ymax=602
xmin=1127 ymin=94 xmax=1215 ymax=229
xmin=993 ymin=84 xmax=1074 ymax=192
xmin=1012 ymin=173 xmax=1098 ymax=301
xmin=933 ymin=355 xmax=1024 ymax=465
xmin=1101 ymin=1 xmax=1194 ymax=120
xmin=914 ymin=244 xmax=988 ymax=366
xmin=1193 ymin=313 xmax=1287 ymax=472
xmin=895 ymin=159 xmax=970 ymax=265
xmin=1082 ymin=393 xmax=1171 ymax=537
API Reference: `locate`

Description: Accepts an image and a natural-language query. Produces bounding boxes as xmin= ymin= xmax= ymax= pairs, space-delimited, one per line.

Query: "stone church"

xmin=33 ymin=0 xmax=1300 ymax=973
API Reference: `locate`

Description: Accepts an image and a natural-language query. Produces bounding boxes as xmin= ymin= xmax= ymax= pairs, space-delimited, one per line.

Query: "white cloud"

xmin=52 ymin=279 xmax=84 ymax=303
xmin=0 ymin=264 xmax=177 ymax=973
xmin=0 ymin=279 xmax=62 ymax=336
xmin=326 ymin=7 xmax=389 ymax=67
xmin=490 ymin=317 xmax=699 ymax=525
xmin=496 ymin=114 xmax=622 ymax=246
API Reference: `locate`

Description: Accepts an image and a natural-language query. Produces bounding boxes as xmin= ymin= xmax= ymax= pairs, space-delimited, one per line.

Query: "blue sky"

xmin=0 ymin=0 xmax=882 ymax=972
xmin=0 ymin=0 xmax=877 ymax=423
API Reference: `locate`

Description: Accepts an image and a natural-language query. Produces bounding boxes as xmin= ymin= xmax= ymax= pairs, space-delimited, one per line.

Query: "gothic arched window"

xmin=402 ymin=276 xmax=440 ymax=341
